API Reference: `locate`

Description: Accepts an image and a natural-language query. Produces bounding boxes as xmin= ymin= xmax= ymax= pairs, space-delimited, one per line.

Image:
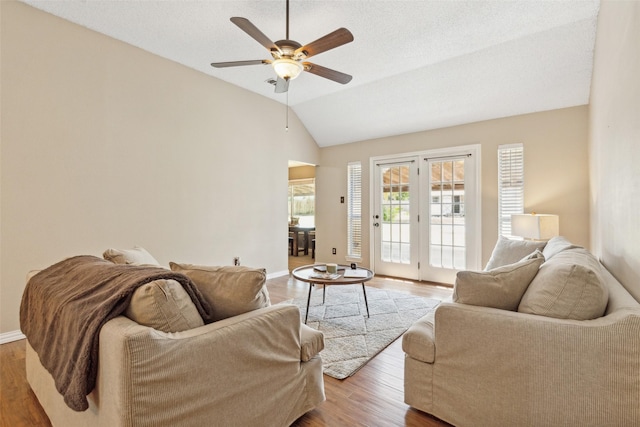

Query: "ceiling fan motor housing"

xmin=272 ymin=40 xmax=305 ymax=61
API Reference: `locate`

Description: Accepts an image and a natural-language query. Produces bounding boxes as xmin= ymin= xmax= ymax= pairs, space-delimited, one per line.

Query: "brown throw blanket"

xmin=20 ymin=255 xmax=213 ymax=411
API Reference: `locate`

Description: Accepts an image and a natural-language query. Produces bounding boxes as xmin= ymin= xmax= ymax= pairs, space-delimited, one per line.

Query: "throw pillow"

xmin=103 ymin=246 xmax=160 ymax=266
xmin=169 ymin=263 xmax=271 ymax=321
xmin=125 ymin=279 xmax=204 ymax=332
xmin=518 ymin=249 xmax=608 ymax=320
xmin=453 ymin=256 xmax=544 ymax=311
xmin=542 ymin=236 xmax=582 ymax=260
xmin=484 ymin=236 xmax=547 ymax=270
xmin=522 ymin=249 xmax=545 ymax=261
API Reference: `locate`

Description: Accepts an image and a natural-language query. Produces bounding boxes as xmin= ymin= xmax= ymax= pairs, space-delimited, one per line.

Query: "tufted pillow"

xmin=103 ymin=246 xmax=160 ymax=266
xmin=169 ymin=263 xmax=271 ymax=321
xmin=518 ymin=249 xmax=608 ymax=320
xmin=125 ymin=279 xmax=204 ymax=332
xmin=454 ymin=256 xmax=544 ymax=311
xmin=484 ymin=236 xmax=547 ymax=270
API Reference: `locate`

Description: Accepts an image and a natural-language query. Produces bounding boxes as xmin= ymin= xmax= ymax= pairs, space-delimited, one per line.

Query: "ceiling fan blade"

xmin=303 ymin=62 xmax=352 ymax=84
xmin=274 ymin=77 xmax=290 ymax=93
xmin=230 ymin=17 xmax=282 ymax=55
xmin=211 ymin=59 xmax=269 ymax=68
xmin=295 ymin=28 xmax=354 ymax=60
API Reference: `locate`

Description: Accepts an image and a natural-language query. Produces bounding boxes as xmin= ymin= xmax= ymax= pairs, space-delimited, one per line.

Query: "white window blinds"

xmin=498 ymin=144 xmax=524 ymax=237
xmin=347 ymin=162 xmax=362 ymax=258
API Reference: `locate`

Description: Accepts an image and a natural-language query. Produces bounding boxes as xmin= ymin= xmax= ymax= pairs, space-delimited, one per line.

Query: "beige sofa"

xmin=403 ymin=237 xmax=640 ymax=426
xmin=23 ymin=254 xmax=325 ymax=427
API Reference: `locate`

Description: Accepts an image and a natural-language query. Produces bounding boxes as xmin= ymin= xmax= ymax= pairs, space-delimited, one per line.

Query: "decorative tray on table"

xmin=312 ymin=265 xmax=345 ymax=272
xmin=309 ymin=272 xmax=340 ymax=280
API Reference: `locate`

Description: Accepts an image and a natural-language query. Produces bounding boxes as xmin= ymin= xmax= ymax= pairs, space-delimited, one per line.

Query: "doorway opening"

xmin=288 ymin=161 xmax=316 ymax=270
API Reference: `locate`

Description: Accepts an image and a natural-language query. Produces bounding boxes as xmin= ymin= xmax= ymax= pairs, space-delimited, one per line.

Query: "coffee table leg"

xmin=322 ymin=284 xmax=326 ymax=304
xmin=305 ymin=283 xmax=313 ymax=324
xmin=361 ymin=283 xmax=370 ymax=318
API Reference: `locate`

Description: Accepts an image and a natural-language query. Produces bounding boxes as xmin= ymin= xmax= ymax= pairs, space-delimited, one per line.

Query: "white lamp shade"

xmin=511 ymin=214 xmax=559 ymax=240
xmin=272 ymin=58 xmax=303 ymax=80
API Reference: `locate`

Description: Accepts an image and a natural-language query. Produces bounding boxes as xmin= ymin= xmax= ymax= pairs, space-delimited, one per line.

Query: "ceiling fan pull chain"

xmin=285 ymin=91 xmax=289 ymax=131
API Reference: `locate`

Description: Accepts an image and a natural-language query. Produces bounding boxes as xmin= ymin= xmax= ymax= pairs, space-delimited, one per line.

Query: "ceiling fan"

xmin=211 ymin=0 xmax=354 ymax=93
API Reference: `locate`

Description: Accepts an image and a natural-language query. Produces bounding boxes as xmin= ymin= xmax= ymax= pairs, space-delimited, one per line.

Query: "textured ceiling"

xmin=21 ymin=0 xmax=600 ymax=147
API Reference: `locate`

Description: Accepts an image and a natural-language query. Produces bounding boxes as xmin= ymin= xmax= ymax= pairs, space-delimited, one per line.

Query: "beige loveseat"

xmin=23 ymin=250 xmax=325 ymax=427
xmin=403 ymin=237 xmax=640 ymax=426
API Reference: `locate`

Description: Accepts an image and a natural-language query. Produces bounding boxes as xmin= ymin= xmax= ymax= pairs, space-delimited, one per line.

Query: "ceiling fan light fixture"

xmin=273 ymin=58 xmax=303 ymax=80
xmin=211 ymin=4 xmax=354 ymax=93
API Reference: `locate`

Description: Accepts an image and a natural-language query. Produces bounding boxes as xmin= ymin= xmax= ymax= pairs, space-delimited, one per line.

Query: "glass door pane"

xmin=381 ymin=164 xmax=411 ymax=264
xmin=429 ymin=159 xmax=466 ymax=270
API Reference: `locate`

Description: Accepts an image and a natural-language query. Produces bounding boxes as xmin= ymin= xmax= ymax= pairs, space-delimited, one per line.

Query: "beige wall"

xmin=315 ymin=106 xmax=590 ymax=271
xmin=5 ymin=0 xmax=635 ymax=336
xmin=589 ymin=0 xmax=640 ymax=301
xmin=0 ymin=2 xmax=319 ymax=334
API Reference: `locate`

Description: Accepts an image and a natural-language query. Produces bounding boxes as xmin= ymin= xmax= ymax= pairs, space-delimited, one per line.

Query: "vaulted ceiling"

xmin=21 ymin=0 xmax=600 ymax=147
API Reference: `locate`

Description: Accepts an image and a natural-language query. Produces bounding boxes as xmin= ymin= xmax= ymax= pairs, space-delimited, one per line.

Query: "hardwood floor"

xmin=288 ymin=252 xmax=318 ymax=272
xmin=0 ymin=336 xmax=50 ymax=426
xmin=0 ymin=257 xmax=453 ymax=427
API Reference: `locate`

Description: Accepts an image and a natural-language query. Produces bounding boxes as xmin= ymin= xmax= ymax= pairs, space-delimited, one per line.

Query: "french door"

xmin=372 ymin=158 xmax=420 ymax=279
xmin=372 ymin=146 xmax=481 ymax=284
xmin=420 ymin=152 xmax=480 ymax=283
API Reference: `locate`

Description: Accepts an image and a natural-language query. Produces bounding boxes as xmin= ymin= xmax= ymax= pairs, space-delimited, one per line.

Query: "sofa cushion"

xmin=484 ymin=236 xmax=547 ymax=270
xmin=300 ymin=323 xmax=324 ymax=362
xmin=454 ymin=256 xmax=544 ymax=311
xmin=542 ymin=236 xmax=582 ymax=260
xmin=402 ymin=310 xmax=436 ymax=363
xmin=125 ymin=279 xmax=204 ymax=332
xmin=169 ymin=263 xmax=271 ymax=321
xmin=103 ymin=246 xmax=160 ymax=266
xmin=518 ymin=248 xmax=608 ymax=320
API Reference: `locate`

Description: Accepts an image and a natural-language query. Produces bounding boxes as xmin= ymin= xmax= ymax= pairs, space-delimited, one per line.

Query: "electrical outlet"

xmin=332 ymin=248 xmax=336 ymax=255
xmin=233 ymin=257 xmax=240 ymax=266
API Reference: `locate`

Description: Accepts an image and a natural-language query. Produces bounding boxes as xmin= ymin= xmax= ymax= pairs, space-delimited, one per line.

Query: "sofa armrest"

xmin=300 ymin=323 xmax=324 ymax=361
xmin=97 ymin=304 xmax=319 ymax=427
xmin=429 ymin=302 xmax=640 ymax=426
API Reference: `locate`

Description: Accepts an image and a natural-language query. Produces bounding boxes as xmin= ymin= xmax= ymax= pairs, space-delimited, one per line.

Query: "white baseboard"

xmin=267 ymin=270 xmax=290 ymax=280
xmin=0 ymin=330 xmax=26 ymax=345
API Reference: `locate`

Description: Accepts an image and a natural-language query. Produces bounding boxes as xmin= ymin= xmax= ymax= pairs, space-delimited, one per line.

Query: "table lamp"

xmin=511 ymin=213 xmax=559 ymax=241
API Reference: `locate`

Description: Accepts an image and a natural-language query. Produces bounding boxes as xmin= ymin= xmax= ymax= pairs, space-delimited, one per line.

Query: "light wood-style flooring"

xmin=0 ymin=255 xmax=452 ymax=427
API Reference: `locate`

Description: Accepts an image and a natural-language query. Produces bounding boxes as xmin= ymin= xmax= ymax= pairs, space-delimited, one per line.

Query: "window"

xmin=347 ymin=162 xmax=362 ymax=258
xmin=453 ymin=195 xmax=463 ymax=214
xmin=288 ymin=179 xmax=315 ymax=227
xmin=498 ymin=144 xmax=524 ymax=237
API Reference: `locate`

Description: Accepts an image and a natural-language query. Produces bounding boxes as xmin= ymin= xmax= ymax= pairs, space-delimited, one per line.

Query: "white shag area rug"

xmin=285 ymin=285 xmax=440 ymax=379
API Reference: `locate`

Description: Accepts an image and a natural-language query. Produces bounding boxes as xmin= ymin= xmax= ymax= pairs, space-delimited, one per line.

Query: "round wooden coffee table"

xmin=292 ymin=264 xmax=374 ymax=324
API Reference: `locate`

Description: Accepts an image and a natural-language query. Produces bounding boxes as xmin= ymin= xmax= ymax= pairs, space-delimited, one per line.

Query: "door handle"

xmin=373 ymin=222 xmax=380 ymax=227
